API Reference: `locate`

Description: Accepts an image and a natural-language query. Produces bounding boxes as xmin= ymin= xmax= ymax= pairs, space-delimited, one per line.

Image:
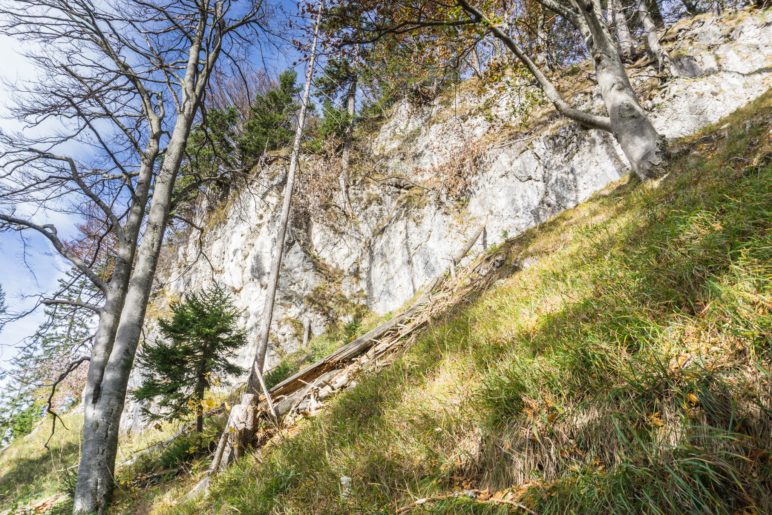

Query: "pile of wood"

xmin=192 ymin=225 xmax=516 ymax=496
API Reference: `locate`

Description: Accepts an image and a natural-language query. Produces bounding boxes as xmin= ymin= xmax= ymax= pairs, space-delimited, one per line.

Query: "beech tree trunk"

xmin=80 ymin=142 xmax=159 ymax=413
xmin=339 ymin=77 xmax=356 ymax=214
xmin=459 ymin=0 xmax=664 ymax=177
xmin=535 ymin=11 xmax=551 ymax=69
xmin=637 ymin=0 xmax=676 ymax=75
xmin=0 ymin=1 xmax=261 ymax=512
xmin=459 ymin=0 xmax=612 ymax=131
xmin=577 ymin=0 xmax=666 ymax=178
xmin=73 ymin=19 xmax=222 ymax=507
xmin=249 ymin=2 xmax=323 ymax=385
xmin=74 ymin=136 xmax=162 ymax=514
xmin=609 ymin=0 xmax=636 ymax=61
xmin=74 ymin=114 xmax=197 ymax=513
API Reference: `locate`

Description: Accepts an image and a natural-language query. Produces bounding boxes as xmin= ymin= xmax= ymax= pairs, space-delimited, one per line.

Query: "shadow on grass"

xmin=0 ymin=440 xmax=78 ymax=509
xmin=189 ymin=92 xmax=772 ymax=515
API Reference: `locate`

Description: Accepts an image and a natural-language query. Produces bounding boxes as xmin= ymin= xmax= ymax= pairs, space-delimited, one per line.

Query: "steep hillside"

xmin=1 ymin=12 xmax=769 ymax=515
xmin=0 ymin=409 xmax=207 ymax=514
xmin=166 ymin=91 xmax=771 ymax=514
xmin=128 ymin=11 xmax=771 ymax=428
xmin=2 ymin=73 xmax=769 ymax=515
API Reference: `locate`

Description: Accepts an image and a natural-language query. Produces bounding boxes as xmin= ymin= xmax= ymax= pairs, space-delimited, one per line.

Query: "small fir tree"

xmin=238 ymin=69 xmax=300 ymax=162
xmin=314 ymin=57 xmax=357 ymax=142
xmin=173 ymin=106 xmax=241 ymax=206
xmin=133 ymin=285 xmax=246 ymax=432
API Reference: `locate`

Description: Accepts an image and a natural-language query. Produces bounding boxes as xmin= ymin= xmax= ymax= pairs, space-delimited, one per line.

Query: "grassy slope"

xmin=170 ymin=92 xmax=771 ymax=514
xmin=0 ymin=315 xmax=390 ymax=513
xmin=0 ymin=400 xmax=231 ymax=513
xmin=1 ymin=92 xmax=769 ymax=514
xmin=0 ymin=281 xmax=391 ymax=512
xmin=0 ymin=411 xmax=81 ymax=513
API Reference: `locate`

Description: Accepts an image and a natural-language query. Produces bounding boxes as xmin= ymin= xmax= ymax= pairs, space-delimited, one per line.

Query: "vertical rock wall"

xmin=121 ymin=9 xmax=771 ymax=432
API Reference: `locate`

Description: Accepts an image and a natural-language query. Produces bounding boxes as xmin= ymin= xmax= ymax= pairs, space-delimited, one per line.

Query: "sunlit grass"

xmin=3 ymin=91 xmax=770 ymax=514
xmin=167 ymin=91 xmax=771 ymax=514
xmin=0 ymin=411 xmax=81 ymax=513
xmin=0 ymin=394 xmax=229 ymax=513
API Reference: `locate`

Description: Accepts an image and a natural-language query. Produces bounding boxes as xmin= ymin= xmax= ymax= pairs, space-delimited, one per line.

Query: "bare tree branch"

xmin=0 ymin=214 xmax=108 ymax=293
xmin=41 ymin=298 xmax=102 ymax=314
xmin=44 ymin=356 xmax=90 ymax=450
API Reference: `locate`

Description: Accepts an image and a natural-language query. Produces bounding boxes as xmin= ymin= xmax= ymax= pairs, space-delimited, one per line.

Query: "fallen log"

xmin=192 ymin=226 xmax=486 ymax=497
xmin=268 ymin=225 xmax=485 ymax=400
xmin=268 ymin=307 xmax=416 ymax=398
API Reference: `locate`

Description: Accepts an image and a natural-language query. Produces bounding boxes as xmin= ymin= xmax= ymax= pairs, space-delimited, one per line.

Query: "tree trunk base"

xmin=208 ymin=394 xmax=258 ymax=473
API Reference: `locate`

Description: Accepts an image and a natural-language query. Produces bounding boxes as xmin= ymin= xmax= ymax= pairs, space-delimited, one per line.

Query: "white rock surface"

xmin=121 ymin=10 xmax=771 ymax=432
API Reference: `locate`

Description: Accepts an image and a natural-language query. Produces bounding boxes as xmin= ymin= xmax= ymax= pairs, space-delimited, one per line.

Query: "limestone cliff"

xmin=122 ymin=9 xmax=770 ymax=432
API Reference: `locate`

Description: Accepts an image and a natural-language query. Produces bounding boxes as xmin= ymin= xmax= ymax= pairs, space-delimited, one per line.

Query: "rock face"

xmin=121 ymin=9 xmax=771 ymax=432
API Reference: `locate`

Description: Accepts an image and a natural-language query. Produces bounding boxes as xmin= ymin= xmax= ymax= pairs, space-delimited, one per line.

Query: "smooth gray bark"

xmin=74 ymin=115 xmax=197 ymax=514
xmin=609 ymin=0 xmax=636 ymax=61
xmin=81 ymin=139 xmax=160 ymax=416
xmin=0 ymin=1 xmax=260 ymax=512
xmin=576 ymin=0 xmax=666 ymax=178
xmin=74 ymin=110 xmax=163 ymax=514
xmin=458 ymin=0 xmax=612 ymax=131
xmin=339 ymin=77 xmax=356 ymax=214
xmin=73 ymin=18 xmax=224 ymax=512
xmin=538 ymin=0 xmax=592 ymax=40
xmin=459 ymin=0 xmax=664 ymax=177
xmin=535 ymin=11 xmax=551 ymax=69
xmin=249 ymin=2 xmax=323 ymax=385
xmin=637 ymin=0 xmax=676 ymax=75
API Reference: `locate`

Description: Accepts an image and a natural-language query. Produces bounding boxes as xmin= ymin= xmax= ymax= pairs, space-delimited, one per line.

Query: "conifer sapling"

xmin=133 ymin=285 xmax=246 ymax=432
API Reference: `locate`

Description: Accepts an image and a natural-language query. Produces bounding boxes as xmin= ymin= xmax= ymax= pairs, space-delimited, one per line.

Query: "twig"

xmin=44 ymin=357 xmax=90 ymax=449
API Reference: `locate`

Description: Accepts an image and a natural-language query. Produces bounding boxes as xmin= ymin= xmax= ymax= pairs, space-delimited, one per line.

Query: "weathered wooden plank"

xmin=268 ymin=309 xmax=412 ymax=397
xmin=267 ymin=226 xmax=484 ymax=399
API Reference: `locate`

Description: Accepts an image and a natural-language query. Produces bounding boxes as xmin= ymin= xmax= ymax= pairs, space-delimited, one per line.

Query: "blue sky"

xmin=0 ymin=32 xmax=80 ymax=369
